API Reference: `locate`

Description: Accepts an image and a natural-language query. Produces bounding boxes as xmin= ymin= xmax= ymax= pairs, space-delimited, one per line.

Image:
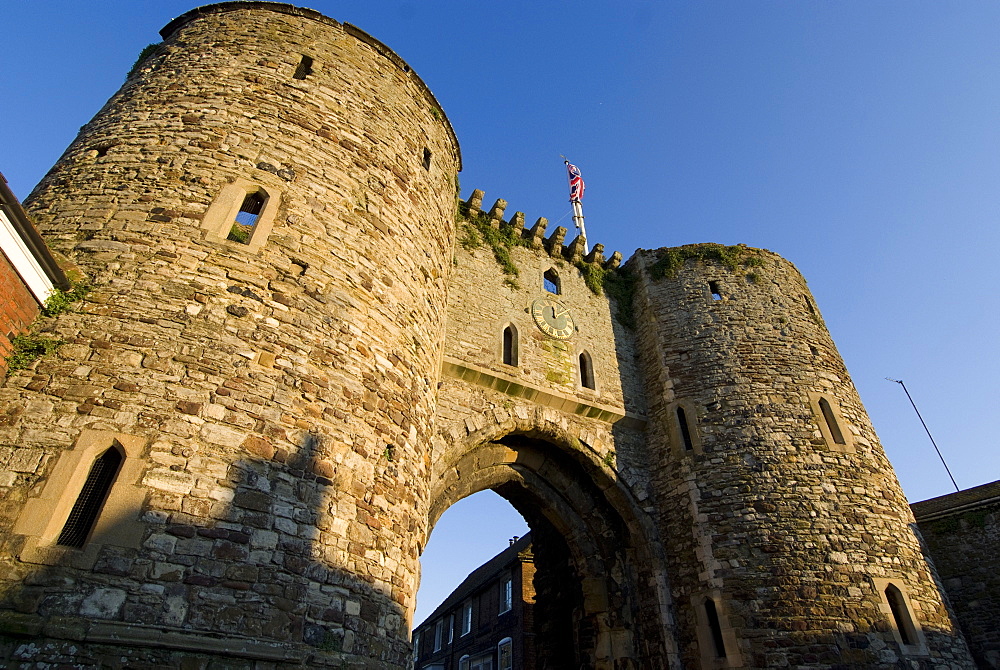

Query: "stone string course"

xmin=0 ymin=2 xmax=979 ymax=668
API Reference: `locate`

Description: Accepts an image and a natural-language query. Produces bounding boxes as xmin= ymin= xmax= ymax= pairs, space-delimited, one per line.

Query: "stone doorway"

xmin=426 ymin=431 xmax=675 ymax=670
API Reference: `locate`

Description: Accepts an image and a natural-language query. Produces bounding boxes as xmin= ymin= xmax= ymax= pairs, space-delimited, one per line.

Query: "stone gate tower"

xmin=0 ymin=2 xmax=978 ymax=669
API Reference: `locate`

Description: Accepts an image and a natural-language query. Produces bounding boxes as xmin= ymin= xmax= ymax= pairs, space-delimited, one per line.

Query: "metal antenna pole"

xmin=886 ymin=378 xmax=960 ymax=492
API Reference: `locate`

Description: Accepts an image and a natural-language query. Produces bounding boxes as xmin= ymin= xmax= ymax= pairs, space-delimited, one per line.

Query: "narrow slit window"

xmin=543 ymin=269 xmax=560 ymax=294
xmin=579 ymin=351 xmax=595 ymax=389
xmin=709 ymin=281 xmax=722 ymax=301
xmin=229 ymin=191 xmax=266 ymax=244
xmin=57 ymin=446 xmax=124 ymax=548
xmin=422 ymin=148 xmax=432 ymax=171
xmin=502 ymin=325 xmax=518 ymax=366
xmin=677 ymin=406 xmax=694 ymax=451
xmin=818 ymin=397 xmax=846 ymax=445
xmin=885 ymin=584 xmax=917 ymax=646
xmin=293 ymin=54 xmax=313 ymax=80
xmin=803 ymin=294 xmax=815 ymax=314
xmin=704 ymin=598 xmax=727 ymax=658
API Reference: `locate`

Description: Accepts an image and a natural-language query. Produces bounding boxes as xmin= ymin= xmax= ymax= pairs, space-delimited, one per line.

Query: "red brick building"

xmin=0 ymin=173 xmax=69 ymax=371
xmin=413 ymin=535 xmax=535 ymax=670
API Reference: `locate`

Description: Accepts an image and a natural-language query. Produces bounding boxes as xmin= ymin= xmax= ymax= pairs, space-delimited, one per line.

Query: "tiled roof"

xmin=910 ymin=479 xmax=1000 ymax=521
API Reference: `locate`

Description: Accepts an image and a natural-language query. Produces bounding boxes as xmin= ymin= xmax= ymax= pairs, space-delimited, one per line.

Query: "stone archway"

xmin=426 ymin=417 xmax=678 ymax=669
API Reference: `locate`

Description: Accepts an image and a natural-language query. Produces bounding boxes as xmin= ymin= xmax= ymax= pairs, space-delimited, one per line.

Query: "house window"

xmin=293 ymin=54 xmax=313 ymax=80
xmin=502 ymin=325 xmax=518 ymax=366
xmin=56 ymin=446 xmax=124 ymax=548
xmin=447 ymin=614 xmax=454 ymax=645
xmin=500 ymin=577 xmax=513 ymax=614
xmin=412 ymin=631 xmax=421 ymax=661
xmin=461 ymin=601 xmax=472 ymax=635
xmin=433 ymin=618 xmax=444 ymax=651
xmin=497 ymin=638 xmax=513 ymax=670
xmin=471 ymin=655 xmax=493 ymax=670
xmin=543 ymin=268 xmax=560 ymax=294
xmin=459 ymin=656 xmax=470 ymax=670
xmin=704 ymin=597 xmax=727 ymax=658
xmin=579 ymin=350 xmax=595 ymax=389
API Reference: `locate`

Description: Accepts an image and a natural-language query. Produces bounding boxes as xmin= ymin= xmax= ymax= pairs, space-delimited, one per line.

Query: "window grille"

xmin=229 ymin=191 xmax=266 ymax=243
xmin=293 ymin=54 xmax=313 ymax=80
xmin=57 ymin=446 xmax=123 ymax=548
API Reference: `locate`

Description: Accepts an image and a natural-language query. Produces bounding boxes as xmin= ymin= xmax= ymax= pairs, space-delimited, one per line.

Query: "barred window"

xmin=57 ymin=446 xmax=124 ymax=548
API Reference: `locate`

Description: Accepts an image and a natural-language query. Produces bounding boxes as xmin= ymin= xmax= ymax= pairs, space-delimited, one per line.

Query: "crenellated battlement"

xmin=461 ymin=189 xmax=622 ymax=270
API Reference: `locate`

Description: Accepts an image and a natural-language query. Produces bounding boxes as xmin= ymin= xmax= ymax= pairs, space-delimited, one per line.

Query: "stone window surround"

xmin=577 ymin=348 xmax=597 ymax=392
xmin=807 ymin=391 xmax=855 ymax=454
xmin=666 ymin=398 xmax=702 ymax=455
xmin=500 ymin=322 xmax=519 ymax=368
xmin=201 ymin=176 xmax=283 ymax=251
xmin=871 ymin=577 xmax=928 ymax=655
xmin=691 ymin=590 xmax=742 ymax=669
xmin=12 ymin=429 xmax=147 ymax=569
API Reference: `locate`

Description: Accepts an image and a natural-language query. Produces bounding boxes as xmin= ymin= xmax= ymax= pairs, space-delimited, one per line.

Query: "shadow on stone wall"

xmin=0 ymin=431 xmax=408 ymax=668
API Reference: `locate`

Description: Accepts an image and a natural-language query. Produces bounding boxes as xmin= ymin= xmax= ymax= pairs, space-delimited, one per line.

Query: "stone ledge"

xmin=0 ymin=614 xmax=306 ymax=662
xmin=442 ymin=356 xmax=646 ymax=428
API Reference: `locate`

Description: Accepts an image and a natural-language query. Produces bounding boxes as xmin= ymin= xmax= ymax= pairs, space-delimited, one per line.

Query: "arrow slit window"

xmin=502 ymin=324 xmax=518 ymax=366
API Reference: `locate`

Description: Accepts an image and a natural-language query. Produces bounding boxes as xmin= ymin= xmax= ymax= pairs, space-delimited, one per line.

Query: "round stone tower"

xmin=0 ymin=2 xmax=458 ymax=666
xmin=630 ymin=245 xmax=972 ymax=667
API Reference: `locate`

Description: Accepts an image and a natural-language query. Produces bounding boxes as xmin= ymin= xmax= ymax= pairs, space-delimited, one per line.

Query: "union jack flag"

xmin=566 ymin=162 xmax=585 ymax=202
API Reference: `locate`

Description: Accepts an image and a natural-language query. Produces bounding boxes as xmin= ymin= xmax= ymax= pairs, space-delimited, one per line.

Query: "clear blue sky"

xmin=4 ymin=1 xmax=999 ymax=625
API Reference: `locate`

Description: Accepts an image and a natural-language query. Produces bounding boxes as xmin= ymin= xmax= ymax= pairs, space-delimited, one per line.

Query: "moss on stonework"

xmin=5 ymin=334 xmax=64 ymax=373
xmin=603 ymin=266 xmax=638 ymax=330
xmin=456 ymin=203 xmax=529 ymax=279
xmin=127 ymin=43 xmax=162 ymax=79
xmin=648 ymin=243 xmax=766 ymax=280
xmin=5 ymin=283 xmax=90 ymax=374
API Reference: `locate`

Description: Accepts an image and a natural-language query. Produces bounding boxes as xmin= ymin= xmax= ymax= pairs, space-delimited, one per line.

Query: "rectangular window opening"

xmin=709 ymin=281 xmax=722 ymax=301
xmin=293 ymin=54 xmax=314 ymax=80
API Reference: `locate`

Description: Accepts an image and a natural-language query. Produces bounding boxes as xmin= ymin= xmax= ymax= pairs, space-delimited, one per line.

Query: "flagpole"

xmin=563 ymin=160 xmax=589 ymax=254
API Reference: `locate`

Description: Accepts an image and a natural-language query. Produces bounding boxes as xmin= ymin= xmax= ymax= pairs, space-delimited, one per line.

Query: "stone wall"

xmin=0 ymin=2 xmax=982 ymax=669
xmin=0 ymin=2 xmax=458 ymax=667
xmin=629 ymin=245 xmax=974 ymax=667
xmin=913 ymin=481 xmax=1000 ymax=669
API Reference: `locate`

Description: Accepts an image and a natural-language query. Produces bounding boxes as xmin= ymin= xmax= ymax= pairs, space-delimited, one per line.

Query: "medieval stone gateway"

xmin=0 ymin=3 xmax=977 ymax=668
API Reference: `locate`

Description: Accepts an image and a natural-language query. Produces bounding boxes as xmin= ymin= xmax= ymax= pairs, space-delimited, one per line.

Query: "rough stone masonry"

xmin=0 ymin=2 xmax=979 ymax=668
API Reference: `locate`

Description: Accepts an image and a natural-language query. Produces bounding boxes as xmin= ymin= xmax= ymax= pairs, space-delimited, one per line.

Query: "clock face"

xmin=531 ymin=297 xmax=576 ymax=339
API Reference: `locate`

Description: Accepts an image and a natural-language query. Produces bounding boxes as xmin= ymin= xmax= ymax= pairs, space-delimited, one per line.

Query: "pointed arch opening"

xmin=502 ymin=324 xmax=518 ymax=367
xmin=421 ymin=429 xmax=672 ymax=668
xmin=578 ymin=350 xmax=595 ymax=389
